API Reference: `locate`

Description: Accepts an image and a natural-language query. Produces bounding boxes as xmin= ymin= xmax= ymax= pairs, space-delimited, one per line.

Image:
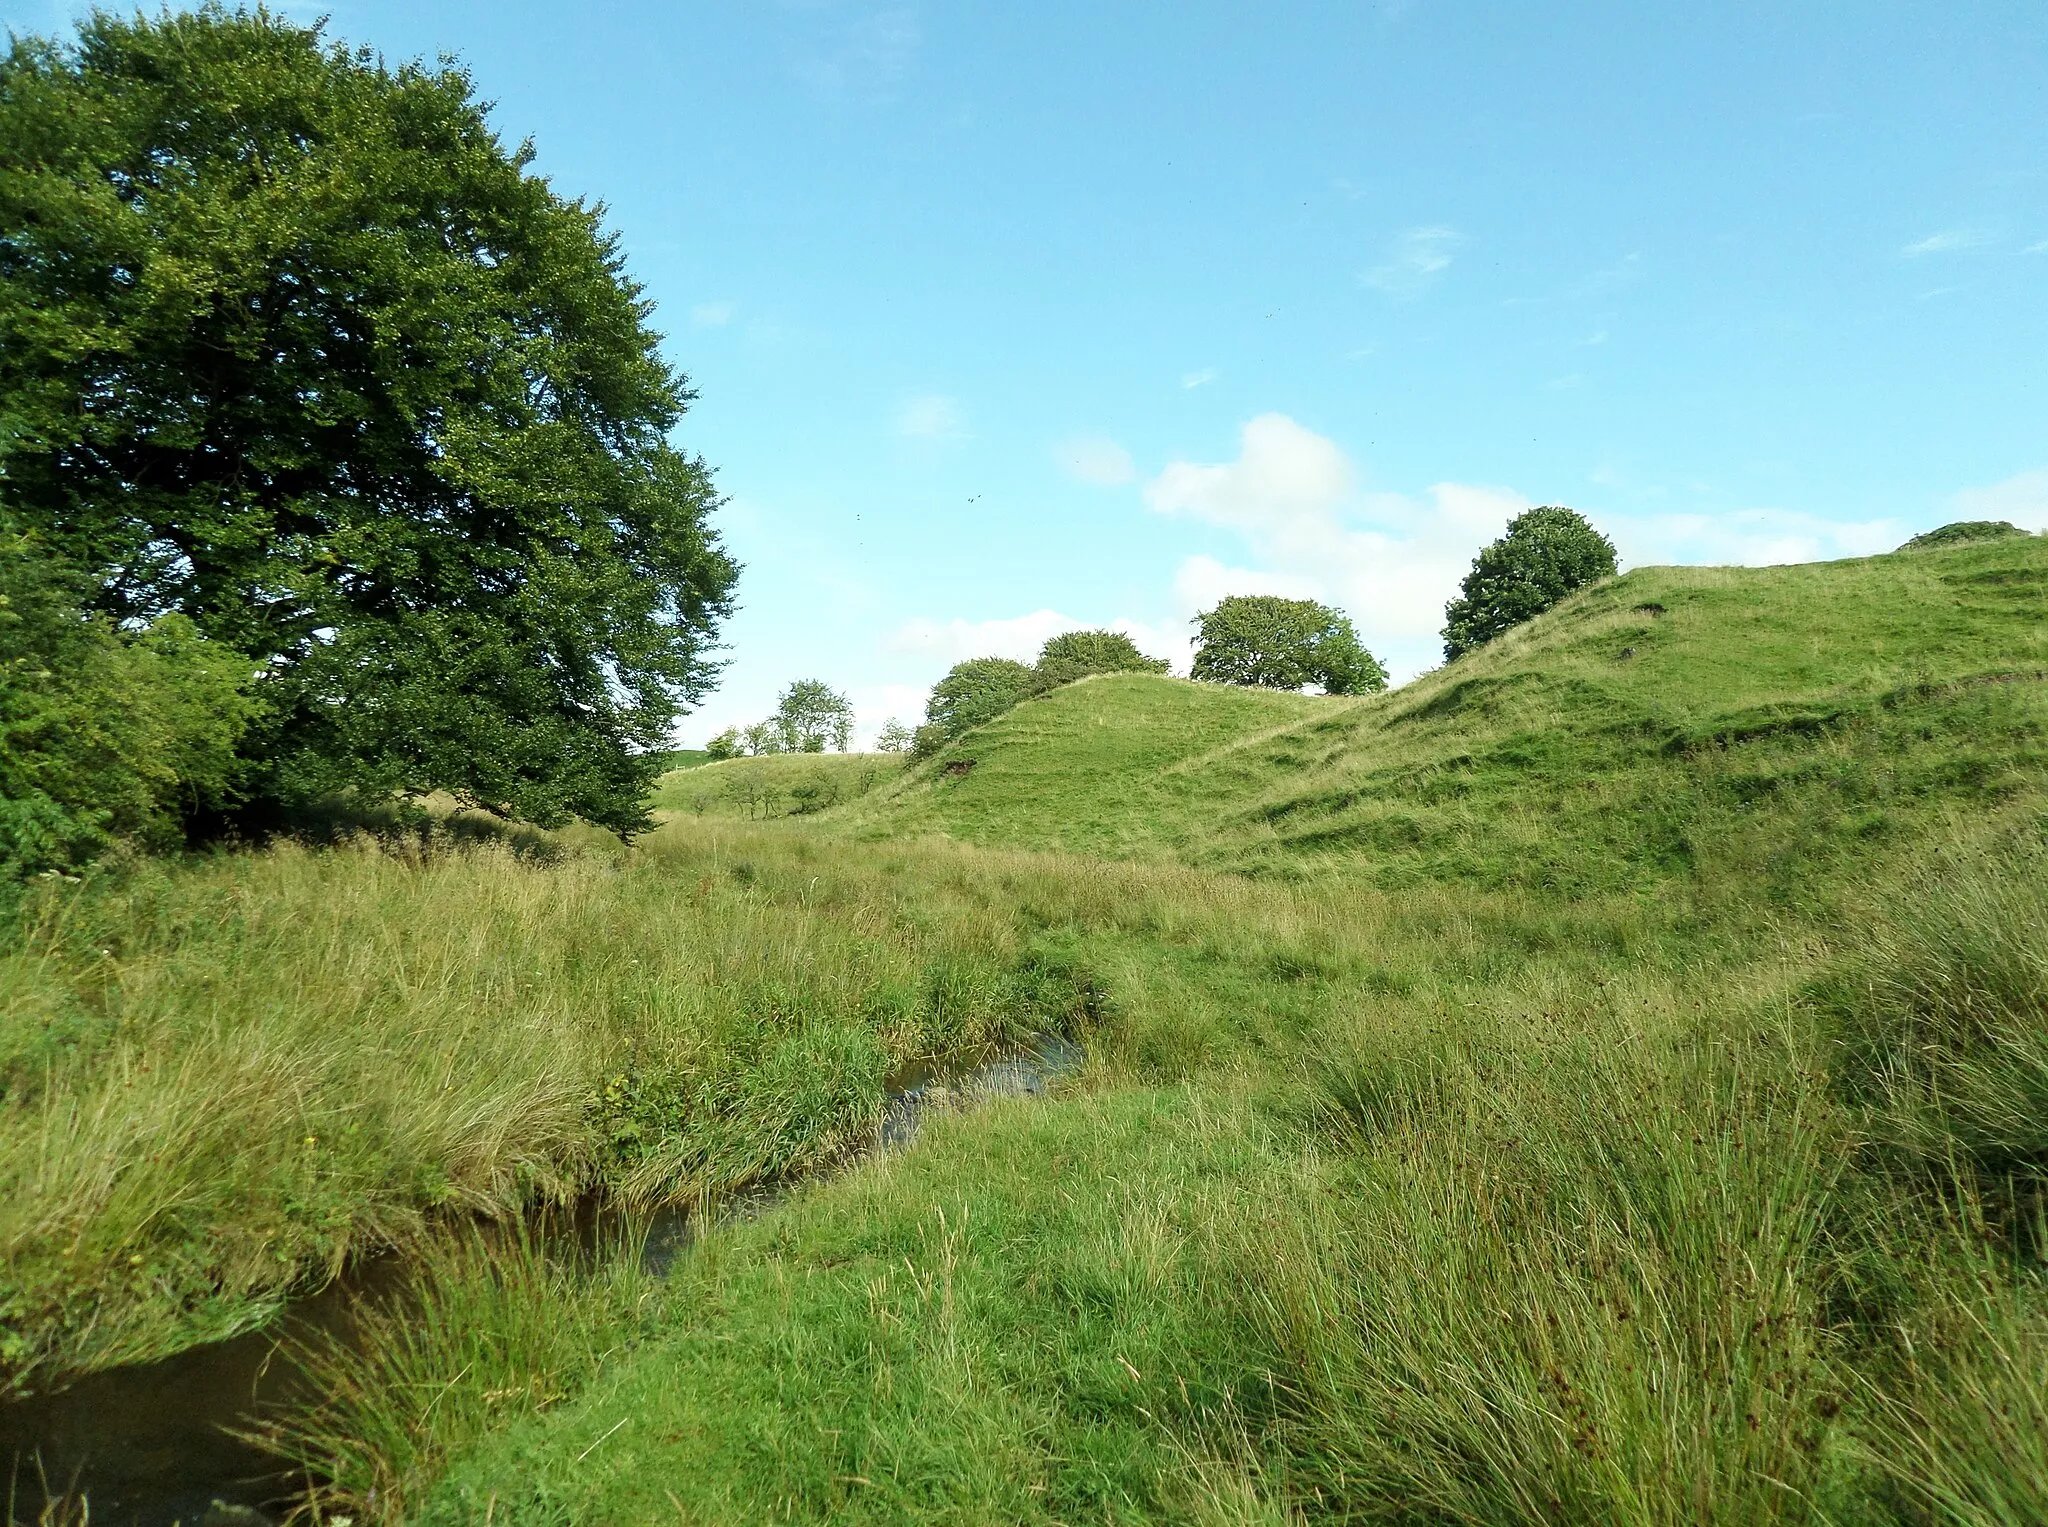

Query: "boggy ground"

xmin=4 ymin=537 xmax=2048 ymax=1523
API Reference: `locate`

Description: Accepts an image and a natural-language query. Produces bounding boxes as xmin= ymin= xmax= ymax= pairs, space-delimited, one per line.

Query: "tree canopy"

xmin=1441 ymin=507 xmax=1616 ymax=661
xmin=0 ymin=7 xmax=736 ymax=834
xmin=773 ymin=679 xmax=854 ymax=753
xmin=1031 ymin=629 xmax=1169 ymax=691
xmin=1 ymin=526 xmax=257 ymax=881
xmin=1191 ymin=596 xmax=1385 ymax=694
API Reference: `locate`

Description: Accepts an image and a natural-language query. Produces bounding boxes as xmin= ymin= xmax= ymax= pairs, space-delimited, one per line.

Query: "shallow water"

xmin=0 ymin=1034 xmax=1082 ymax=1525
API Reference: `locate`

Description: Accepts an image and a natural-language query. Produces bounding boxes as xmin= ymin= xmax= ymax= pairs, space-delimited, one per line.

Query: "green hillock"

xmin=868 ymin=535 xmax=2048 ymax=894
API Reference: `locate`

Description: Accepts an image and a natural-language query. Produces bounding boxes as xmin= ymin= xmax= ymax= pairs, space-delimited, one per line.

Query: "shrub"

xmin=924 ymin=658 xmax=1036 ymax=742
xmin=1442 ymin=507 xmax=1617 ymax=660
xmin=1 ymin=529 xmax=257 ymax=880
xmin=1899 ymin=521 xmax=2031 ymax=552
xmin=1031 ymin=630 xmax=1168 ymax=692
xmin=1190 ymin=596 xmax=1385 ymax=694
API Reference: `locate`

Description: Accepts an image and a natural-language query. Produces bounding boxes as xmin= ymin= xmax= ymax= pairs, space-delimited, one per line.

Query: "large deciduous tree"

xmin=1191 ymin=596 xmax=1385 ymax=694
xmin=1441 ymin=507 xmax=1615 ymax=661
xmin=0 ymin=7 xmax=737 ymax=833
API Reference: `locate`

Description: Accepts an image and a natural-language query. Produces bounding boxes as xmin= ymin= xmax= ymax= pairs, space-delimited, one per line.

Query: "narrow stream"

xmin=0 ymin=1035 xmax=1082 ymax=1527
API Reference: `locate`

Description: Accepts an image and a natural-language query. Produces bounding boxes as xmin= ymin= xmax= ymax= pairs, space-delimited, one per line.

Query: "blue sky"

xmin=10 ymin=2 xmax=2047 ymax=743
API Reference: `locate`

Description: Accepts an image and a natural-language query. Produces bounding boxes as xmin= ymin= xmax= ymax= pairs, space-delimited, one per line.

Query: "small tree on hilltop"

xmin=773 ymin=679 xmax=854 ymax=753
xmin=704 ymin=728 xmax=742 ymax=762
xmin=874 ymin=718 xmax=915 ymax=753
xmin=1032 ymin=630 xmax=1170 ymax=692
xmin=924 ymin=657 xmax=1035 ymax=742
xmin=1441 ymin=507 xmax=1617 ymax=661
xmin=1191 ymin=596 xmax=1386 ymax=694
xmin=740 ymin=721 xmax=784 ymax=756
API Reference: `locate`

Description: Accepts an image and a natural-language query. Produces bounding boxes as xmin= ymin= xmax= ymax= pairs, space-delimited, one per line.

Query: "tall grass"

xmin=1229 ymin=1009 xmax=1849 ymax=1525
xmin=246 ymin=1220 xmax=663 ymax=1526
xmin=0 ymin=826 xmax=1098 ymax=1389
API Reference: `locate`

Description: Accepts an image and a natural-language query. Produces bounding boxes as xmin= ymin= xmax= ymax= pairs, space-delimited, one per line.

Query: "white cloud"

xmin=897 ymin=393 xmax=966 ymax=440
xmin=1611 ymin=510 xmax=1902 ymax=567
xmin=1145 ymin=414 xmax=1525 ymax=679
xmin=1146 ymin=413 xmax=1355 ymax=531
xmin=1947 ymin=467 xmax=2048 ymax=532
xmin=2028 ymin=240 xmax=2048 ymax=255
xmin=690 ymin=301 xmax=736 ymax=327
xmin=887 ymin=610 xmax=1184 ymax=673
xmin=1181 ymin=368 xmax=1218 ymax=389
xmin=888 ymin=609 xmax=1081 ymax=663
xmin=848 ymin=682 xmax=931 ymax=749
xmin=1056 ymin=435 xmax=1135 ymax=486
xmin=1361 ymin=225 xmax=1464 ymax=296
xmin=1171 ymin=554 xmax=1321 ymax=612
xmin=1902 ymin=229 xmax=1991 ymax=257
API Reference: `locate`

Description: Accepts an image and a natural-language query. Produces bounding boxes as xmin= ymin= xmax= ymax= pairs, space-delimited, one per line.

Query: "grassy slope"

xmin=391 ymin=540 xmax=2048 ymax=1524
xmin=651 ymin=751 xmax=896 ymax=821
xmin=867 ymin=536 xmax=2048 ymax=888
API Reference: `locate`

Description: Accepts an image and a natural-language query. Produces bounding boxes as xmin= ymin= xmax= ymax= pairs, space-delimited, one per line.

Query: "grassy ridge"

xmin=650 ymin=751 xmax=896 ymax=821
xmin=869 ymin=536 xmax=2048 ymax=890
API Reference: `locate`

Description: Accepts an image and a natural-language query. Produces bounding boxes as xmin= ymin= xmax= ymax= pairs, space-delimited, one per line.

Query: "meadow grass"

xmin=5 ymin=539 xmax=2047 ymax=1522
xmin=0 ymin=825 xmax=1106 ymax=1389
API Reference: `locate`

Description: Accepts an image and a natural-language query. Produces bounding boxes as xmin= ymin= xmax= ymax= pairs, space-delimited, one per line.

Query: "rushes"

xmin=249 ymin=1220 xmax=661 ymax=1526
xmin=1240 ymin=1020 xmax=1847 ymax=1526
xmin=1833 ymin=841 xmax=2048 ymax=1183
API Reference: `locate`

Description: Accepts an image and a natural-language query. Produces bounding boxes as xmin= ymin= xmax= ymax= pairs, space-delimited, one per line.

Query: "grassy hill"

xmin=6 ymin=536 xmax=2047 ymax=1525
xmin=868 ymin=535 xmax=2048 ymax=893
xmin=650 ymin=750 xmax=896 ymax=820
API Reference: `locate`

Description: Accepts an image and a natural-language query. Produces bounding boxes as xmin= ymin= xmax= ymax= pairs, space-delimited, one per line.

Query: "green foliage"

xmin=773 ymin=679 xmax=855 ymax=753
xmin=1442 ymin=506 xmax=1617 ymax=659
xmin=740 ymin=721 xmax=785 ymax=756
xmin=704 ymin=729 xmax=742 ymax=762
xmin=873 ymin=718 xmax=915 ymax=753
xmin=0 ymin=8 xmax=736 ymax=834
xmin=924 ymin=657 xmax=1036 ymax=742
xmin=1188 ymin=594 xmax=1385 ymax=694
xmin=0 ymin=528 xmax=256 ymax=880
xmin=1031 ymin=629 xmax=1169 ymax=691
xmin=1901 ymin=520 xmax=2030 ymax=551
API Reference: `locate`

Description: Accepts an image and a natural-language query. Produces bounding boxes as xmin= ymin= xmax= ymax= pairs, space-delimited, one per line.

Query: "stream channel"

xmin=1 ymin=1035 xmax=1083 ymax=1526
